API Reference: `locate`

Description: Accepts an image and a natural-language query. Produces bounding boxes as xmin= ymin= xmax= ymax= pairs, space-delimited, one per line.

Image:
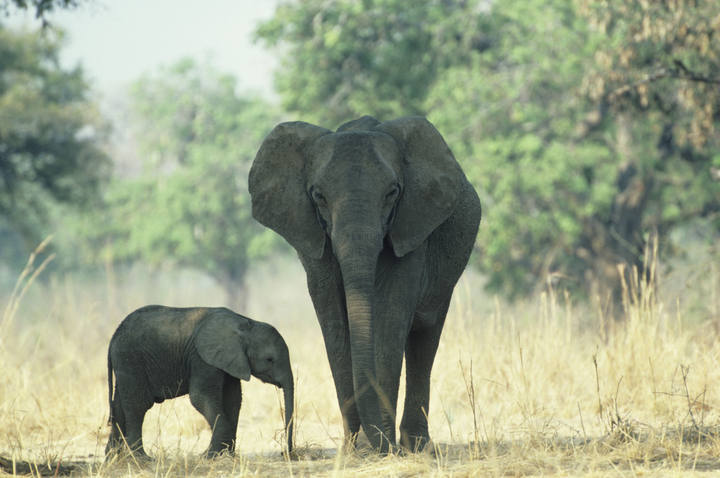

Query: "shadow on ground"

xmin=3 ymin=427 xmax=720 ymax=476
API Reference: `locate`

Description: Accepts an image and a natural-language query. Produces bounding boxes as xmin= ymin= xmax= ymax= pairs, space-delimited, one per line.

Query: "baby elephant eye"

xmin=266 ymin=357 xmax=274 ymax=363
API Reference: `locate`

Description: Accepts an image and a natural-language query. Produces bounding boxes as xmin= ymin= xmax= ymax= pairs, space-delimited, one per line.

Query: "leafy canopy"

xmin=258 ymin=0 xmax=719 ymax=301
xmin=0 ymin=24 xmax=109 ymax=266
xmin=1 ymin=0 xmax=83 ymax=25
xmin=256 ymin=0 xmax=491 ymax=126
xmin=90 ymin=59 xmax=282 ymax=306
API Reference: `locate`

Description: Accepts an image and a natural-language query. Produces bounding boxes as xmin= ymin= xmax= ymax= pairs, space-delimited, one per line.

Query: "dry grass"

xmin=1 ymin=244 xmax=720 ymax=476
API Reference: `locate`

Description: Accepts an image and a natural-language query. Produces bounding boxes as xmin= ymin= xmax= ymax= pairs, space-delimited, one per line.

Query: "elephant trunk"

xmin=282 ymin=375 xmax=295 ymax=454
xmin=333 ymin=225 xmax=388 ymax=451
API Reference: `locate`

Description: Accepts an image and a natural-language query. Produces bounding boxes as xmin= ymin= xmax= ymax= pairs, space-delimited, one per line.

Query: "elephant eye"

xmin=311 ymin=188 xmax=327 ymax=207
xmin=385 ymin=185 xmax=400 ymax=203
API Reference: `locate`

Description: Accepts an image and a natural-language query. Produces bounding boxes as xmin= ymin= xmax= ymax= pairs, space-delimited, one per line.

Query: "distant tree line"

xmin=1 ymin=0 xmax=82 ymax=25
xmin=257 ymin=0 xmax=720 ymax=306
xmin=0 ymin=24 xmax=281 ymax=308
xmin=1 ymin=1 xmax=718 ymax=309
xmin=0 ymin=25 xmax=109 ymax=268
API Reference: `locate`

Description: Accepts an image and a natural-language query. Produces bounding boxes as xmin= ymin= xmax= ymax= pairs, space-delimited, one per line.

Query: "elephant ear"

xmin=249 ymin=121 xmax=332 ymax=259
xmin=195 ymin=312 xmax=252 ymax=381
xmin=376 ymin=117 xmax=465 ymax=257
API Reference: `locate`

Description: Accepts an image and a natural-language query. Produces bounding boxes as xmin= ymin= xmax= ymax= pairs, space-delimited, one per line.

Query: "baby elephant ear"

xmin=195 ymin=312 xmax=252 ymax=381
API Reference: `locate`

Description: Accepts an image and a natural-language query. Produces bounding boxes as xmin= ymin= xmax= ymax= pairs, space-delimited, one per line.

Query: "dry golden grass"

xmin=1 ymin=246 xmax=720 ymax=477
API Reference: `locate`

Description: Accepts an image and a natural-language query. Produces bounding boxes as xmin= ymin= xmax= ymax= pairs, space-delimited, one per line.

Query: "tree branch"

xmin=608 ymin=60 xmax=720 ymax=100
xmin=672 ymin=59 xmax=720 ymax=85
xmin=608 ymin=69 xmax=671 ymax=100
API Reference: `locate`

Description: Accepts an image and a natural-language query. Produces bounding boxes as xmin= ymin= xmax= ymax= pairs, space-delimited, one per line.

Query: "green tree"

xmin=255 ymin=0 xmax=489 ymax=125
xmin=428 ymin=1 xmax=613 ymax=299
xmin=432 ymin=1 xmax=719 ymax=305
xmin=93 ymin=59 xmax=281 ymax=308
xmin=1 ymin=0 xmax=83 ymax=25
xmin=578 ymin=0 xmax=720 ymax=231
xmin=259 ymin=0 xmax=719 ymax=306
xmin=0 ymin=24 xmax=109 ymax=268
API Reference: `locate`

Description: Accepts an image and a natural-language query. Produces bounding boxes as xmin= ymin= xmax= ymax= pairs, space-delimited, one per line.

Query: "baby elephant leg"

xmin=108 ymin=372 xmax=153 ymax=459
xmin=105 ymin=398 xmax=126 ymax=458
xmin=189 ymin=366 xmax=241 ymax=457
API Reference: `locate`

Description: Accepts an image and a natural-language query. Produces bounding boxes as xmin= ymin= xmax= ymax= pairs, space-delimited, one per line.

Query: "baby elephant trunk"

xmin=283 ymin=376 xmax=295 ymax=454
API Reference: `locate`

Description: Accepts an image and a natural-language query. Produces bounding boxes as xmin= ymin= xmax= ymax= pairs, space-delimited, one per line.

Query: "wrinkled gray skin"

xmin=248 ymin=116 xmax=481 ymax=452
xmin=105 ymin=306 xmax=294 ymax=459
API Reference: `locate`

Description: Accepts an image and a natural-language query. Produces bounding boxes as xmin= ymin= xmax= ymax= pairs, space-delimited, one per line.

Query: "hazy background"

xmin=0 ymin=0 xmax=718 ymax=342
xmin=2 ymin=0 xmax=718 ymax=315
xmin=1 ymin=1 xmax=720 ymax=475
xmin=6 ymin=0 xmax=278 ymax=98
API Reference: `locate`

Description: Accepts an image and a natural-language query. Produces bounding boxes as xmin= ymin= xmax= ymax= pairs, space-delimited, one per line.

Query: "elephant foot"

xmin=376 ymin=434 xmax=394 ymax=455
xmin=399 ymin=430 xmax=431 ymax=453
xmin=340 ymin=432 xmax=360 ymax=454
xmin=205 ymin=447 xmax=234 ymax=459
xmin=340 ymin=432 xmax=381 ymax=456
xmin=132 ymin=450 xmax=152 ymax=464
xmin=205 ymin=437 xmax=236 ymax=459
xmin=105 ymin=446 xmax=151 ymax=465
xmin=341 ymin=430 xmax=399 ymax=455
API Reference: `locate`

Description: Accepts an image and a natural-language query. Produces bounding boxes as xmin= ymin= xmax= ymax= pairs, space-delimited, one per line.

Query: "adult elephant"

xmin=249 ymin=115 xmax=481 ymax=452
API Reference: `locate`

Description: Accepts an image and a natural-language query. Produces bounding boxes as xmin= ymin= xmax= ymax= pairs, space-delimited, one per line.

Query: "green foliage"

xmin=427 ymin=1 xmax=620 ymax=298
xmin=0 ymin=24 xmax=109 ymax=268
xmin=1 ymin=0 xmax=82 ymax=25
xmin=260 ymin=0 xmax=720 ymax=301
xmin=256 ymin=0 xmax=489 ymax=125
xmin=90 ymin=59 xmax=282 ymax=306
xmin=581 ymin=0 xmax=720 ymax=218
xmin=579 ymin=0 xmax=720 ymax=150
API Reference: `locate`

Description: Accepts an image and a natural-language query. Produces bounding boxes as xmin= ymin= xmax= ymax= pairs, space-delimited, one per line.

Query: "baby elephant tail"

xmin=107 ymin=348 xmax=114 ymax=426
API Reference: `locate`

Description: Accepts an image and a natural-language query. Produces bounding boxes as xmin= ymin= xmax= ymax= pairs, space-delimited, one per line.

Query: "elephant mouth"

xmin=254 ymin=373 xmax=281 ymax=387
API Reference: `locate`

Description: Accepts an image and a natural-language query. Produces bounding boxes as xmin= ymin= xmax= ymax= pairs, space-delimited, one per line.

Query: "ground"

xmin=1 ymin=255 xmax=719 ymax=476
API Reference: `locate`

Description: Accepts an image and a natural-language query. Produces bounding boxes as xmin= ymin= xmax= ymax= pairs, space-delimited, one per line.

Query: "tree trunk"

xmin=585 ymin=114 xmax=651 ymax=318
xmin=219 ymin=268 xmax=248 ymax=312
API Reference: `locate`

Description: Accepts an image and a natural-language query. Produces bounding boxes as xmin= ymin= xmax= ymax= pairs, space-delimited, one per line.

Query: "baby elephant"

xmin=105 ymin=305 xmax=294 ymax=459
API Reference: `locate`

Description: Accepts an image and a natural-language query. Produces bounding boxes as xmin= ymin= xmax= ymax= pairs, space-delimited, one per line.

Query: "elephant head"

xmin=195 ymin=313 xmax=295 ymax=453
xmin=248 ymin=116 xmax=466 ymax=449
xmin=249 ymin=116 xmax=464 ymax=259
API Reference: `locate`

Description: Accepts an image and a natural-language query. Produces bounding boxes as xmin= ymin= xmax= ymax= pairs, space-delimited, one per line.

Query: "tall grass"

xmin=1 ymin=242 xmax=719 ymax=476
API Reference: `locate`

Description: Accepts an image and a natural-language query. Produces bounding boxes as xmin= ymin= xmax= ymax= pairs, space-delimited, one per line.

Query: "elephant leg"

xmin=113 ymin=373 xmax=152 ymax=458
xmin=372 ymin=325 xmax=405 ymax=448
xmin=316 ymin=310 xmax=362 ymax=445
xmin=189 ymin=367 xmax=237 ymax=456
xmin=105 ymin=397 xmax=127 ymax=457
xmin=221 ymin=375 xmax=242 ymax=454
xmin=372 ymin=247 xmax=426 ymax=449
xmin=123 ymin=406 xmax=150 ymax=458
xmin=300 ymin=253 xmax=361 ymax=445
xmin=399 ymin=299 xmax=451 ymax=451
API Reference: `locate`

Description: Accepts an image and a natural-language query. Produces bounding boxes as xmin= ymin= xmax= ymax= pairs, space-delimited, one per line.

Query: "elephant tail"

xmin=107 ymin=347 xmax=114 ymax=426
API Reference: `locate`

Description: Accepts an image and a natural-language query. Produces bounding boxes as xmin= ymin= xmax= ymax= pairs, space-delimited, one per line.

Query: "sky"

xmin=5 ymin=0 xmax=282 ymax=168
xmin=6 ymin=0 xmax=279 ymax=101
